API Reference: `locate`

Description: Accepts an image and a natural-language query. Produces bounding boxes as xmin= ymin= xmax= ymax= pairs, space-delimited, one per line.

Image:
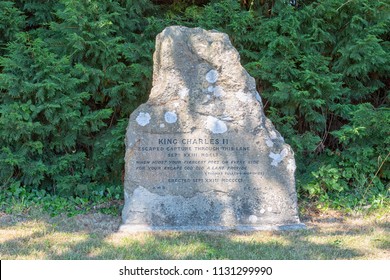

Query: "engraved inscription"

xmin=129 ymin=136 xmax=265 ymax=191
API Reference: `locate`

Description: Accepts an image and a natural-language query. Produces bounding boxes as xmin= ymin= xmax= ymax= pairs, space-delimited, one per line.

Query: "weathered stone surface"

xmin=120 ymin=26 xmax=305 ymax=232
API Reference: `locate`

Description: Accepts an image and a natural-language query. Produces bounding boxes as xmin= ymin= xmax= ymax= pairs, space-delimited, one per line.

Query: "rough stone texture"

xmin=120 ymin=26 xmax=305 ymax=232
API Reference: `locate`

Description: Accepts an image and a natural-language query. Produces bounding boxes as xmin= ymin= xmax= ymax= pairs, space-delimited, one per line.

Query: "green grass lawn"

xmin=0 ymin=209 xmax=389 ymax=260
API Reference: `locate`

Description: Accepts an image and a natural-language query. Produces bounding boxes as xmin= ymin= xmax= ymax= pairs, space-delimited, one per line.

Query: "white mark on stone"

xmin=178 ymin=87 xmax=189 ymax=99
xmin=213 ymin=86 xmax=225 ymax=98
xmin=267 ymin=207 xmax=273 ymax=212
xmin=260 ymin=208 xmax=266 ymax=214
xmin=266 ymin=139 xmax=274 ymax=148
xmin=287 ymin=158 xmax=296 ymax=172
xmin=249 ymin=215 xmax=258 ymax=223
xmin=159 ymin=123 xmax=165 ymax=128
xmin=269 ymin=130 xmax=278 ymax=139
xmin=173 ymin=102 xmax=180 ymax=108
xmin=255 ymin=91 xmax=262 ymax=103
xmin=206 ymin=116 xmax=227 ymax=134
xmin=164 ymin=111 xmax=177 ymax=124
xmin=236 ymin=90 xmax=252 ymax=103
xmin=269 ymin=153 xmax=280 ymax=166
xmin=280 ymin=148 xmax=289 ymax=158
xmin=206 ymin=69 xmax=219 ymax=83
xmin=136 ymin=112 xmax=151 ymax=126
xmin=207 ymin=86 xmax=214 ymax=93
xmin=269 ymin=148 xmax=289 ymax=167
xmin=221 ymin=116 xmax=234 ymax=121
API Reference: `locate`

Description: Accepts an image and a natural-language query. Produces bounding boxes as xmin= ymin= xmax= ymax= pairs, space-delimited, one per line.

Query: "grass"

xmin=0 ymin=208 xmax=389 ymax=260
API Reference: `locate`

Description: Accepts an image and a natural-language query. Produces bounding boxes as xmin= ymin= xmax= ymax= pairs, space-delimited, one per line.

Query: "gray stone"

xmin=120 ymin=26 xmax=305 ymax=232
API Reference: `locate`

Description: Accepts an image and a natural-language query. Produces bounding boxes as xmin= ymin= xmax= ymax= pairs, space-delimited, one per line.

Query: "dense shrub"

xmin=0 ymin=0 xmax=161 ymax=197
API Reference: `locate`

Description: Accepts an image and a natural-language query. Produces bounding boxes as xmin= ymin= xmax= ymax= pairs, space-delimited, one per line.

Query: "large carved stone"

xmin=120 ymin=26 xmax=305 ymax=231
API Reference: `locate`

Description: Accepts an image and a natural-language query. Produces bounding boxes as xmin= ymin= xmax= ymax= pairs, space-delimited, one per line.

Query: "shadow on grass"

xmin=95 ymin=232 xmax=361 ymax=260
xmin=0 ymin=214 xmax=370 ymax=260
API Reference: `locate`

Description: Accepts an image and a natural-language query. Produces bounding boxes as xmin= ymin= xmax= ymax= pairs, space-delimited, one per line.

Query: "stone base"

xmin=118 ymin=223 xmax=306 ymax=233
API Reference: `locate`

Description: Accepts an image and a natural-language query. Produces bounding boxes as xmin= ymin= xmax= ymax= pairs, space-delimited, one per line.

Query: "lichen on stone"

xmin=164 ymin=111 xmax=178 ymax=124
xmin=136 ymin=112 xmax=151 ymax=126
xmin=269 ymin=148 xmax=289 ymax=166
xmin=236 ymin=90 xmax=252 ymax=103
xmin=206 ymin=69 xmax=219 ymax=83
xmin=255 ymin=92 xmax=262 ymax=104
xmin=213 ymin=86 xmax=225 ymax=98
xmin=206 ymin=116 xmax=227 ymax=134
xmin=266 ymin=138 xmax=274 ymax=148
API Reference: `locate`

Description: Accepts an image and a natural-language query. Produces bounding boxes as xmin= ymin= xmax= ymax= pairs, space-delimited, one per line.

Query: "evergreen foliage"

xmin=0 ymin=0 xmax=389 ymax=210
xmin=0 ymin=1 xmax=25 ymax=56
xmin=1 ymin=0 xmax=161 ymax=196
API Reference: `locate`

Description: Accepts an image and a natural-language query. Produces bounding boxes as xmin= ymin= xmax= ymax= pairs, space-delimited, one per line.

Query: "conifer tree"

xmin=0 ymin=34 xmax=111 ymax=195
xmin=0 ymin=0 xmax=160 ymax=196
xmin=0 ymin=1 xmax=25 ymax=56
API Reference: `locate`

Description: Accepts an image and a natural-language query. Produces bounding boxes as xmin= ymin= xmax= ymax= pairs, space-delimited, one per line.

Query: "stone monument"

xmin=120 ymin=26 xmax=305 ymax=231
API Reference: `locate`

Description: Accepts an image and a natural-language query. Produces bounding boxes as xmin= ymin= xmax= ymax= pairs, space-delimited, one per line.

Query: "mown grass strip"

xmin=1 ymin=210 xmax=388 ymax=260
